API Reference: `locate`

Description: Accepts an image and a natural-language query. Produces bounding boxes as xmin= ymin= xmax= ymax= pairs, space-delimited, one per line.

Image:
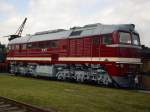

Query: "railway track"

xmin=0 ymin=96 xmax=53 ymax=112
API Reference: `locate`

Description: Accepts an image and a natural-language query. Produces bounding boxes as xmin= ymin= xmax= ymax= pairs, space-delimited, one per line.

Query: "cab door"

xmin=100 ymin=34 xmax=115 ymax=57
xmin=92 ymin=36 xmax=100 ymax=57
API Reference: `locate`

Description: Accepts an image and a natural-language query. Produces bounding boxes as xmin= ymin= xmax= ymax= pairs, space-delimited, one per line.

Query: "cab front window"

xmin=132 ymin=34 xmax=140 ymax=46
xmin=119 ymin=32 xmax=131 ymax=44
xmin=102 ymin=34 xmax=113 ymax=45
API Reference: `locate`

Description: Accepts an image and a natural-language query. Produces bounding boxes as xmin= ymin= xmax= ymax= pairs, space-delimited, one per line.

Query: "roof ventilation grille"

xmin=35 ymin=29 xmax=66 ymax=35
xmin=84 ymin=23 xmax=102 ymax=28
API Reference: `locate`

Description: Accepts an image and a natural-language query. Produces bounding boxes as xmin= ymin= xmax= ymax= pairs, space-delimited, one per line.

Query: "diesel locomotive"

xmin=6 ymin=23 xmax=141 ymax=87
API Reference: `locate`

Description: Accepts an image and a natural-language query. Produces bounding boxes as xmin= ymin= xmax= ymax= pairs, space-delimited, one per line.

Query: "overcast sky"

xmin=0 ymin=0 xmax=149 ymax=47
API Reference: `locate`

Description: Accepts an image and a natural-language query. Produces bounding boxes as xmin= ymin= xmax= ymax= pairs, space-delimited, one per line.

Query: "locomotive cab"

xmin=107 ymin=30 xmax=141 ymax=87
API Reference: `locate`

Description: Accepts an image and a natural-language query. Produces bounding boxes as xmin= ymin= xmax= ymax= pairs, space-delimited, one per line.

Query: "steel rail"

xmin=0 ymin=96 xmax=54 ymax=112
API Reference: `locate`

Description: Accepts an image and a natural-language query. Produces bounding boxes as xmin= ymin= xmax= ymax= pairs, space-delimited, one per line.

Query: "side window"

xmin=11 ymin=45 xmax=14 ymax=50
xmin=15 ymin=45 xmax=20 ymax=50
xmin=27 ymin=43 xmax=32 ymax=49
xmin=37 ymin=41 xmax=49 ymax=48
xmin=39 ymin=42 xmax=45 ymax=48
xmin=8 ymin=45 xmax=11 ymax=50
xmin=32 ymin=42 xmax=39 ymax=49
xmin=50 ymin=40 xmax=58 ymax=48
xmin=22 ymin=44 xmax=27 ymax=50
xmin=45 ymin=41 xmax=49 ymax=48
xmin=93 ymin=37 xmax=99 ymax=45
xmin=102 ymin=34 xmax=113 ymax=45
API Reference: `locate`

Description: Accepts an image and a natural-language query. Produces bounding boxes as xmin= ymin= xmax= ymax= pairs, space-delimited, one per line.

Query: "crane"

xmin=8 ymin=17 xmax=27 ymax=41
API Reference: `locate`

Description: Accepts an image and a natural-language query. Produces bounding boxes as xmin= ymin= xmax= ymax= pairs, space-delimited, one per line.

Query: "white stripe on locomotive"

xmin=7 ymin=57 xmax=141 ymax=64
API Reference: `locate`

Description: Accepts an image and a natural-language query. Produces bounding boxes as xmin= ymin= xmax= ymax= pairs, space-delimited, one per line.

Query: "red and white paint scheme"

xmin=7 ymin=23 xmax=141 ymax=87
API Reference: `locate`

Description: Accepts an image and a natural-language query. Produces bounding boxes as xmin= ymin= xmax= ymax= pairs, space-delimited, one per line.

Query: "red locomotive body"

xmin=7 ymin=23 xmax=141 ymax=87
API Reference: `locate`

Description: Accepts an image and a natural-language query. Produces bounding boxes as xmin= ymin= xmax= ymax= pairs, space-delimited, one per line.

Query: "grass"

xmin=0 ymin=73 xmax=150 ymax=112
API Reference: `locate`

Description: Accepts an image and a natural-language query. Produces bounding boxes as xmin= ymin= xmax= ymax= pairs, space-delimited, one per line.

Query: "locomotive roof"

xmin=9 ymin=23 xmax=136 ymax=44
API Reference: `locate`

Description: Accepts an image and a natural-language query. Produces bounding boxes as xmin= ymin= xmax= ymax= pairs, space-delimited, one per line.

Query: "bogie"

xmin=10 ymin=62 xmax=113 ymax=86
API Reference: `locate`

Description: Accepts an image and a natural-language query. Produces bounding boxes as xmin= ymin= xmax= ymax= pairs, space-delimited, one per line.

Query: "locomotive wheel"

xmin=57 ymin=73 xmax=65 ymax=81
xmin=76 ymin=74 xmax=84 ymax=83
xmin=58 ymin=76 xmax=64 ymax=80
